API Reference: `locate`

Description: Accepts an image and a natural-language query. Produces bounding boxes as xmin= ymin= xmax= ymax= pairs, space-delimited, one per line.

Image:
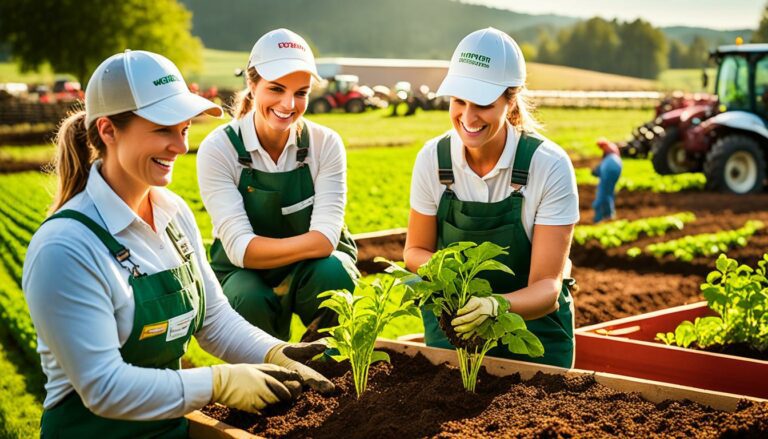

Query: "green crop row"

xmin=629 ymin=220 xmax=765 ymax=262
xmin=0 ymin=332 xmax=44 ymax=439
xmin=574 ymin=212 xmax=696 ymax=248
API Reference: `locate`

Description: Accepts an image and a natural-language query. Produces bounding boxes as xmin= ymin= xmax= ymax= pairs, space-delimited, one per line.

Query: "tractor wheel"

xmin=310 ymin=99 xmax=331 ymax=114
xmin=651 ymin=127 xmax=694 ymax=175
xmin=703 ymin=134 xmax=767 ymax=194
xmin=345 ymin=98 xmax=365 ymax=113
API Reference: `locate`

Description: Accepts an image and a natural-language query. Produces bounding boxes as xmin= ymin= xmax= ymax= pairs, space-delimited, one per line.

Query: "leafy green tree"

xmin=752 ymin=2 xmax=768 ymax=43
xmin=615 ymin=19 xmax=667 ymax=79
xmin=668 ymin=40 xmax=687 ymax=68
xmin=536 ymin=31 xmax=560 ymax=64
xmin=684 ymin=36 xmax=709 ymax=68
xmin=0 ymin=0 xmax=202 ymax=85
xmin=558 ymin=18 xmax=621 ymax=73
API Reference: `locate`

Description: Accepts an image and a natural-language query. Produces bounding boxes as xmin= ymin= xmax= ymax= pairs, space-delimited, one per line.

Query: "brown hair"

xmin=49 ymin=110 xmax=134 ymax=213
xmin=231 ymin=66 xmax=261 ymax=119
xmin=503 ymin=86 xmax=541 ymax=133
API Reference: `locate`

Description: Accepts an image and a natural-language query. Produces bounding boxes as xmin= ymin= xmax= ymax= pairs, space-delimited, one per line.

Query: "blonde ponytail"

xmin=49 ymin=110 xmax=133 ymax=213
xmin=504 ymin=86 xmax=542 ymax=134
xmin=231 ymin=66 xmax=261 ymax=119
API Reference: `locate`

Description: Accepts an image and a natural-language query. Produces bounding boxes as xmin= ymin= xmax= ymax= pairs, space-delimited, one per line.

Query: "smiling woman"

xmin=197 ymin=28 xmax=359 ymax=343
xmin=404 ymin=27 xmax=580 ymax=369
xmin=22 ymin=49 xmax=335 ymax=438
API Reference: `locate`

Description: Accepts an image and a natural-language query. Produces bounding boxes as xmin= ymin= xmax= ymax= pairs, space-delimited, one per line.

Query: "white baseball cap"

xmin=247 ymin=28 xmax=320 ymax=81
xmin=436 ymin=27 xmax=526 ymax=106
xmin=85 ymin=50 xmax=223 ymax=128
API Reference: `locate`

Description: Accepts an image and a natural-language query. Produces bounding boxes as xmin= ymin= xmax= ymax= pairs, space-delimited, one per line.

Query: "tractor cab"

xmin=308 ymin=74 xmax=370 ymax=114
xmin=712 ymin=44 xmax=768 ymax=118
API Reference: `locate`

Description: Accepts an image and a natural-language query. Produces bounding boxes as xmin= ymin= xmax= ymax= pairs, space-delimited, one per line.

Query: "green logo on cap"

xmin=152 ymin=74 xmax=180 ymax=86
xmin=459 ymin=52 xmax=491 ymax=68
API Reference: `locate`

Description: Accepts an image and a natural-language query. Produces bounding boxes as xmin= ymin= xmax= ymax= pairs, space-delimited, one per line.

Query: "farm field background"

xmin=1 ymin=108 xmax=767 ymax=437
xmin=1 ymin=49 xmax=713 ymax=92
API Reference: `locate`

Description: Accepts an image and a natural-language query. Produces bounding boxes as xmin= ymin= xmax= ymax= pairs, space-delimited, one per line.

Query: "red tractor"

xmin=308 ymin=74 xmax=371 ymax=114
xmin=648 ymin=43 xmax=768 ymax=193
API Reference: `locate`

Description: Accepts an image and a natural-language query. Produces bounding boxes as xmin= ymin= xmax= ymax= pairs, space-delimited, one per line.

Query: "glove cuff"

xmin=265 ymin=342 xmax=288 ymax=364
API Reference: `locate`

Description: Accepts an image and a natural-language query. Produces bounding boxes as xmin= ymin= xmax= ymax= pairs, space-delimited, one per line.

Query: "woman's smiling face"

xmin=449 ymin=93 xmax=511 ymax=152
xmin=250 ymin=71 xmax=311 ymax=136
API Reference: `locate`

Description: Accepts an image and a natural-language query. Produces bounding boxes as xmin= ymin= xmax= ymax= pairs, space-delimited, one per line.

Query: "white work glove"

xmin=332 ymin=250 xmax=361 ymax=278
xmin=451 ymin=296 xmax=500 ymax=335
xmin=210 ymin=363 xmax=302 ymax=413
xmin=265 ymin=340 xmax=335 ymax=394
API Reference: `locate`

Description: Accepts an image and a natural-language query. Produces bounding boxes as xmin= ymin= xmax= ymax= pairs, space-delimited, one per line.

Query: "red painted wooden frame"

xmin=575 ymin=301 xmax=768 ymax=398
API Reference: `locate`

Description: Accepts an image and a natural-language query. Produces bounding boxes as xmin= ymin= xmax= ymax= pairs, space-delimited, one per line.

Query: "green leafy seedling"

xmin=318 ymin=276 xmax=418 ymax=398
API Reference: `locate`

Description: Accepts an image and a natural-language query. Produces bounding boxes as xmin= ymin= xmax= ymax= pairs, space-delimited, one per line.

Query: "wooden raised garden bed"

xmin=185 ymin=339 xmax=766 ymax=438
xmin=575 ymin=301 xmax=768 ymax=399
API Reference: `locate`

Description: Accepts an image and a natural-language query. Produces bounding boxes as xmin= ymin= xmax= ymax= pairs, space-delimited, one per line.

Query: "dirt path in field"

xmin=355 ymin=186 xmax=768 ymax=328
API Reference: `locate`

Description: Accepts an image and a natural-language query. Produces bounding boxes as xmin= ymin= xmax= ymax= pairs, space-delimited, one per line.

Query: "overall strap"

xmin=223 ymin=125 xmax=251 ymax=166
xmin=436 ymin=135 xmax=453 ymax=189
xmin=510 ymin=133 xmax=544 ymax=190
xmin=224 ymin=122 xmax=310 ymax=166
xmin=44 ymin=210 xmax=142 ymax=276
xmin=295 ymin=121 xmax=310 ymax=165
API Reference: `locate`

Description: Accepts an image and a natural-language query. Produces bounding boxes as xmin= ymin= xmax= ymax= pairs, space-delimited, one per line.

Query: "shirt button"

xmin=159 ymin=245 xmax=165 ymax=250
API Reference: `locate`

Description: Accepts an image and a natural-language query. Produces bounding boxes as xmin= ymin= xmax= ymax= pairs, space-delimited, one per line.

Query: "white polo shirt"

xmin=197 ymin=112 xmax=347 ymax=267
xmin=22 ymin=161 xmax=281 ymax=419
xmin=410 ymin=123 xmax=579 ymax=240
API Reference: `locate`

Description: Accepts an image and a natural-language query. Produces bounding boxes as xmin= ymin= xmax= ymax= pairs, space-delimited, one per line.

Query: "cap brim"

xmin=134 ymin=91 xmax=223 ymax=126
xmin=436 ymin=75 xmax=507 ymax=106
xmin=255 ymin=58 xmax=321 ymax=81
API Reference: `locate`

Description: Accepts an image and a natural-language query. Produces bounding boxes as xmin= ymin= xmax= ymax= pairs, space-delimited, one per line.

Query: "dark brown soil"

xmin=202 ymin=350 xmax=768 ymax=438
xmin=701 ymin=343 xmax=768 ymax=362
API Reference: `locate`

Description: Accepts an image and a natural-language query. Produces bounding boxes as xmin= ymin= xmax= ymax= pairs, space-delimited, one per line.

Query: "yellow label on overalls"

xmin=139 ymin=321 xmax=168 ymax=340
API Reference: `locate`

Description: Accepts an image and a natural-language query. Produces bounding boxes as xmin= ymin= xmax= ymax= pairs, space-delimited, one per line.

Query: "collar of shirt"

xmin=84 ymin=160 xmax=180 ymax=236
xmin=238 ymin=110 xmax=298 ymax=170
xmin=450 ymin=122 xmax=518 ymax=181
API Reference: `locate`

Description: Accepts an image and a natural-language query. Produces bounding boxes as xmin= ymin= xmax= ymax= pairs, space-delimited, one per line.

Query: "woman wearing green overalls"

xmin=404 ymin=28 xmax=579 ymax=368
xmin=22 ymin=50 xmax=333 ymax=438
xmin=197 ymin=29 xmax=358 ymax=341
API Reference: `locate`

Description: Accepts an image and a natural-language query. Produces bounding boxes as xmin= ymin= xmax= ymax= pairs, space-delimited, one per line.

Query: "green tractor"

xmin=650 ymin=44 xmax=768 ymax=193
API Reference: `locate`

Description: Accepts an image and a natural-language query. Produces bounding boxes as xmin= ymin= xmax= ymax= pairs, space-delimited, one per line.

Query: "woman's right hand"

xmin=210 ymin=363 xmax=302 ymax=413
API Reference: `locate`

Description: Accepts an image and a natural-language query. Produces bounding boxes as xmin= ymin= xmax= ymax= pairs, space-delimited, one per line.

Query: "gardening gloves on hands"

xmin=210 ymin=363 xmax=302 ymax=413
xmin=265 ymin=340 xmax=335 ymax=394
xmin=451 ymin=296 xmax=500 ymax=335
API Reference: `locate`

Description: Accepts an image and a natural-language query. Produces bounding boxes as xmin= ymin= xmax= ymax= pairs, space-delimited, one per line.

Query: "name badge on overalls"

xmin=176 ymin=236 xmax=194 ymax=259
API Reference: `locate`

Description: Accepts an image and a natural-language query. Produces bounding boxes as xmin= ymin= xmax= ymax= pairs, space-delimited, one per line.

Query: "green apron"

xmin=422 ymin=134 xmax=575 ymax=368
xmin=40 ymin=209 xmax=206 ymax=438
xmin=209 ymin=122 xmax=357 ymax=340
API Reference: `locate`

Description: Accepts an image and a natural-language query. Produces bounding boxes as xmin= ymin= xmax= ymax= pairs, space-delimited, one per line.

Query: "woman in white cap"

xmin=404 ymin=28 xmax=578 ymax=368
xmin=22 ymin=50 xmax=333 ymax=438
xmin=197 ymin=29 xmax=357 ymax=341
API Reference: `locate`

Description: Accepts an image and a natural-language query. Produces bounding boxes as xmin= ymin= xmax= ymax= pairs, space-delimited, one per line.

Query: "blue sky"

xmin=460 ymin=0 xmax=764 ymax=30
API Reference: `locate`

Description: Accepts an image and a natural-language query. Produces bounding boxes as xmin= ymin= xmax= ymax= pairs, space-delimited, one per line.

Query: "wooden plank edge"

xmin=186 ymin=407 xmax=262 ymax=439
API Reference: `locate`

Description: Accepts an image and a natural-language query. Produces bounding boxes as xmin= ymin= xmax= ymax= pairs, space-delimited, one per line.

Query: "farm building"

xmin=316 ymin=57 xmax=449 ymax=90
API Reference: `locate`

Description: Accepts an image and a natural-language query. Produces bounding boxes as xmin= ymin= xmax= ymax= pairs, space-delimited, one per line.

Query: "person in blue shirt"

xmin=591 ymin=138 xmax=623 ymax=223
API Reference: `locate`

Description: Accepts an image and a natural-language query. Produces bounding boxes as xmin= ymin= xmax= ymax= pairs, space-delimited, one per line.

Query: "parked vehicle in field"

xmin=52 ymin=79 xmax=82 ymax=102
xmin=308 ymin=74 xmax=372 ymax=114
xmin=649 ymin=44 xmax=768 ymax=194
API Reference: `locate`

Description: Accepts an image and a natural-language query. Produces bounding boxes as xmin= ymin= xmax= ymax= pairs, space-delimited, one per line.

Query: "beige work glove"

xmin=265 ymin=340 xmax=335 ymax=394
xmin=451 ymin=296 xmax=499 ymax=335
xmin=210 ymin=363 xmax=302 ymax=413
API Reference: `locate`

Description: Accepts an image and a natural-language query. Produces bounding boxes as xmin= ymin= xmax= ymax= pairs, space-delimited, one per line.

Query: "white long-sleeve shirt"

xmin=22 ymin=161 xmax=282 ymax=419
xmin=197 ymin=113 xmax=347 ymax=267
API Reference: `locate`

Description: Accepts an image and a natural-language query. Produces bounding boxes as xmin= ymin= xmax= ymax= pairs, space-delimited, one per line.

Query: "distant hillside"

xmin=181 ymin=0 xmax=577 ymax=58
xmin=662 ymin=26 xmax=753 ymax=47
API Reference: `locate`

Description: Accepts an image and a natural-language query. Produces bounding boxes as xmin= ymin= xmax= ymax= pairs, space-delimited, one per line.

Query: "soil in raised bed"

xmin=201 ymin=350 xmax=768 ymax=438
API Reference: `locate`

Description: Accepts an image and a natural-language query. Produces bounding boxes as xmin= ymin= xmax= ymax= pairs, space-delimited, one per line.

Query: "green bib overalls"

xmin=209 ymin=123 xmax=357 ymax=340
xmin=40 ymin=209 xmax=206 ymax=438
xmin=422 ymin=134 xmax=575 ymax=368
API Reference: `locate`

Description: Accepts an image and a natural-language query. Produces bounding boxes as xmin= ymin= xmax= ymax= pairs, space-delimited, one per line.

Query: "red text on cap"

xmin=277 ymin=42 xmax=306 ymax=51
